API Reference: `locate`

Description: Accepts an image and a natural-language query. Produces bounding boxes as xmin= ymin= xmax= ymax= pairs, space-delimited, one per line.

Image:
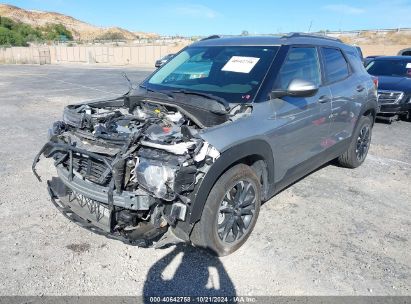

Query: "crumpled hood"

xmin=129 ymin=88 xmax=230 ymax=128
xmin=377 ymin=76 xmax=411 ymax=93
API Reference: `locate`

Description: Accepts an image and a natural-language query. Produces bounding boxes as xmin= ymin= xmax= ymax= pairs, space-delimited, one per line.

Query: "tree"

xmin=0 ymin=16 xmax=73 ymax=45
xmin=97 ymin=32 xmax=126 ymax=41
xmin=0 ymin=27 xmax=27 ymax=46
xmin=0 ymin=27 xmax=12 ymax=45
xmin=0 ymin=16 xmax=15 ymax=30
xmin=40 ymin=23 xmax=73 ymax=41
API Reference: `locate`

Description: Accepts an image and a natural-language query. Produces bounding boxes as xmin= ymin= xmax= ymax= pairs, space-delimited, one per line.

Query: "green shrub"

xmin=0 ymin=16 xmax=73 ymax=46
xmin=40 ymin=23 xmax=73 ymax=40
xmin=0 ymin=27 xmax=27 ymax=46
xmin=97 ymin=32 xmax=126 ymax=41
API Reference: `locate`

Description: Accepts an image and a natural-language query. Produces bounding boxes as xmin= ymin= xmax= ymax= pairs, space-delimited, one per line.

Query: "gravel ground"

xmin=0 ymin=64 xmax=410 ymax=296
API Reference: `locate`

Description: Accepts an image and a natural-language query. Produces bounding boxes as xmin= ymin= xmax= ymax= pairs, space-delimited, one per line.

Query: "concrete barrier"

xmin=360 ymin=44 xmax=411 ymax=56
xmin=1 ymin=43 xmax=409 ymax=65
xmin=0 ymin=44 xmax=185 ymax=66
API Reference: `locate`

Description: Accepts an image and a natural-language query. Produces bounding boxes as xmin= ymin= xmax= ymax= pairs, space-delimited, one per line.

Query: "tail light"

xmin=372 ymin=76 xmax=378 ymax=89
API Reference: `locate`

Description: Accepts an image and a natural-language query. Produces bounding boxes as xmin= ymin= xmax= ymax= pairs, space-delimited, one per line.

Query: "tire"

xmin=337 ymin=115 xmax=372 ymax=168
xmin=191 ymin=164 xmax=261 ymax=256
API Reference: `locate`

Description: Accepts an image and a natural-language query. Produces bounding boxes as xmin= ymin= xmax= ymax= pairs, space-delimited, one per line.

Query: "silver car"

xmin=33 ymin=33 xmax=377 ymax=256
xmin=155 ymin=53 xmax=175 ymax=68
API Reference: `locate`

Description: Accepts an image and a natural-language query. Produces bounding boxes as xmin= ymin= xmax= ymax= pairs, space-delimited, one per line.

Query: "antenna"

xmin=308 ymin=20 xmax=313 ymax=33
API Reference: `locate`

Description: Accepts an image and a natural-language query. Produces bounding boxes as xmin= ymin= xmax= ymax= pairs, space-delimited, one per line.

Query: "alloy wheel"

xmin=356 ymin=125 xmax=371 ymax=162
xmin=217 ymin=180 xmax=257 ymax=244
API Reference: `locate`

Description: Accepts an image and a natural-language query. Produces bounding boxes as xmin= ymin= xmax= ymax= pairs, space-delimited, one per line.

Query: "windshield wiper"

xmin=171 ymin=89 xmax=229 ymax=110
xmin=139 ymin=85 xmax=174 ymax=99
xmin=122 ymin=72 xmax=134 ymax=92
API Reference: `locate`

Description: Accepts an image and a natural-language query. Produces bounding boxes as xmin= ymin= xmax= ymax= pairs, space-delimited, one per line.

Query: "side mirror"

xmin=271 ymin=78 xmax=319 ymax=98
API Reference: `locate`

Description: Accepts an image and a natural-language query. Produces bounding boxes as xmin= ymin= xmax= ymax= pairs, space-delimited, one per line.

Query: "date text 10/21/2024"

xmin=147 ymin=296 xmax=257 ymax=303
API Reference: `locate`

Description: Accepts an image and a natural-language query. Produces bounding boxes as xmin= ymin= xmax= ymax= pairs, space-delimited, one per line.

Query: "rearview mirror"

xmin=271 ymin=78 xmax=319 ymax=98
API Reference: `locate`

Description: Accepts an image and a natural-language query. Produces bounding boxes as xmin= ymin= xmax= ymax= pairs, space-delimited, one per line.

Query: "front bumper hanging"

xmin=33 ymin=140 xmax=168 ymax=246
xmin=47 ymin=177 xmax=167 ymax=246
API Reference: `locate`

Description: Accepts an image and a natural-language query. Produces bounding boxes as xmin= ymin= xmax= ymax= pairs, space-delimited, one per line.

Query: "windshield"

xmin=366 ymin=59 xmax=411 ymax=77
xmin=146 ymin=46 xmax=279 ymax=103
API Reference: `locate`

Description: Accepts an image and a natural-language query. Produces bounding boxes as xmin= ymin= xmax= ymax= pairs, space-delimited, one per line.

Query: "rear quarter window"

xmin=321 ymin=48 xmax=350 ymax=83
xmin=345 ymin=49 xmax=367 ymax=74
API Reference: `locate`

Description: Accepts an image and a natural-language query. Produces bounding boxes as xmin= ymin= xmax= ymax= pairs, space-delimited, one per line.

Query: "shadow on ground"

xmin=143 ymin=244 xmax=236 ymax=297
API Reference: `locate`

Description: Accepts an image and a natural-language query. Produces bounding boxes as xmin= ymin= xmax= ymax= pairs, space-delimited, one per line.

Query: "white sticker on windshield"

xmin=221 ymin=56 xmax=260 ymax=73
xmin=406 ymin=63 xmax=411 ymax=68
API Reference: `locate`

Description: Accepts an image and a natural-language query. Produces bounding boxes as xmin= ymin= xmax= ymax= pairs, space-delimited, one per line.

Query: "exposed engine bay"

xmin=32 ymin=93 xmax=250 ymax=246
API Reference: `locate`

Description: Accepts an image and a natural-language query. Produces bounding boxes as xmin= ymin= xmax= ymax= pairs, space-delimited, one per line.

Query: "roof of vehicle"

xmin=372 ymin=56 xmax=411 ymax=61
xmin=191 ymin=33 xmax=353 ymax=50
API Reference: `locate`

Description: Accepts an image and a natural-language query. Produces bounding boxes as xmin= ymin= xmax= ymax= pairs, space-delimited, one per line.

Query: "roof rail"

xmin=282 ymin=32 xmax=342 ymax=43
xmin=200 ymin=35 xmax=220 ymax=41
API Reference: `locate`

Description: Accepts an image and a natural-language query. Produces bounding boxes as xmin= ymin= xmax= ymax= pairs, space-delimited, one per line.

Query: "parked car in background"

xmin=155 ymin=53 xmax=175 ymax=68
xmin=364 ymin=55 xmax=380 ymax=67
xmin=366 ymin=56 xmax=411 ymax=122
xmin=398 ymin=48 xmax=411 ymax=56
xmin=33 ymin=33 xmax=377 ymax=256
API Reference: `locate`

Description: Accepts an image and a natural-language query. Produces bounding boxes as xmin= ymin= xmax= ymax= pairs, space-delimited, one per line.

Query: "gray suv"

xmin=33 ymin=34 xmax=377 ymax=256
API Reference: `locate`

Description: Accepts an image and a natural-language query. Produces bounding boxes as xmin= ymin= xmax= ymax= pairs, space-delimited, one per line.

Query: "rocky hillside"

xmin=337 ymin=31 xmax=411 ymax=45
xmin=0 ymin=4 xmax=158 ymax=40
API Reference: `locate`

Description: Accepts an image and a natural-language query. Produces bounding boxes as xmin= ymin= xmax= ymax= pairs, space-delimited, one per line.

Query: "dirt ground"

xmin=0 ymin=64 xmax=410 ymax=296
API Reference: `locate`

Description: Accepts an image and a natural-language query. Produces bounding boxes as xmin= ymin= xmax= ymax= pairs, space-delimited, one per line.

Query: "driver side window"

xmin=275 ymin=47 xmax=321 ymax=90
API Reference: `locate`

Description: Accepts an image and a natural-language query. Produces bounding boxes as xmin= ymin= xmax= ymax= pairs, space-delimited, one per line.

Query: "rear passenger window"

xmin=321 ymin=48 xmax=350 ymax=83
xmin=275 ymin=47 xmax=321 ymax=90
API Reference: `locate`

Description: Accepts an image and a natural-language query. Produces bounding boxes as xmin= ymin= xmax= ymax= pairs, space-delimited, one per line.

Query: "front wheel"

xmin=337 ymin=115 xmax=372 ymax=168
xmin=191 ymin=164 xmax=261 ymax=256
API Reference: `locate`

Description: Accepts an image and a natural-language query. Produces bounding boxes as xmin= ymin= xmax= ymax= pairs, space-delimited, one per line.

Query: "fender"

xmin=356 ymin=97 xmax=378 ymax=129
xmin=188 ymin=139 xmax=274 ymax=224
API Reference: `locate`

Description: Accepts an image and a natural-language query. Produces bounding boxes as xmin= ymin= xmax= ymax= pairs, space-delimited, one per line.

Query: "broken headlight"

xmin=136 ymin=158 xmax=176 ymax=199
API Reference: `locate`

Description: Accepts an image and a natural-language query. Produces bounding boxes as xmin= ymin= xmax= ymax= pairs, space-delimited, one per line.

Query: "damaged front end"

xmin=32 ymin=94 xmax=222 ymax=247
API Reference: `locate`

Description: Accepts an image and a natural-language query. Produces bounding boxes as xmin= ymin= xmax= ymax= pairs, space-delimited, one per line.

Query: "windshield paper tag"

xmin=406 ymin=63 xmax=411 ymax=68
xmin=222 ymin=56 xmax=260 ymax=73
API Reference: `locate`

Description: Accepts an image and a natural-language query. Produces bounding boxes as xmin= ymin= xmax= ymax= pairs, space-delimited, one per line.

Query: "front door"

xmin=268 ymin=46 xmax=332 ymax=181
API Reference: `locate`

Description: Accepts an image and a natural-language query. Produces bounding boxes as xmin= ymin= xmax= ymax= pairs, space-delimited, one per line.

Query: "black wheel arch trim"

xmin=187 ymin=139 xmax=274 ymax=224
xmin=357 ymin=99 xmax=378 ymax=127
xmin=359 ymin=100 xmax=378 ymax=120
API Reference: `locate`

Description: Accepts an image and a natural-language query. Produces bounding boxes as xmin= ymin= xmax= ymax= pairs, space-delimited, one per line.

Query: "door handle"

xmin=356 ymin=85 xmax=365 ymax=92
xmin=318 ymin=95 xmax=331 ymax=103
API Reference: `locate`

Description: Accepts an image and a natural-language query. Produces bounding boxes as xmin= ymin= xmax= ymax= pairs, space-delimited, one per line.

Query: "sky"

xmin=4 ymin=0 xmax=411 ymax=36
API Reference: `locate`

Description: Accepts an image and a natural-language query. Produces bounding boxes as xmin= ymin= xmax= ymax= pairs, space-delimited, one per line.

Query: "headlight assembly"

xmin=136 ymin=158 xmax=176 ymax=199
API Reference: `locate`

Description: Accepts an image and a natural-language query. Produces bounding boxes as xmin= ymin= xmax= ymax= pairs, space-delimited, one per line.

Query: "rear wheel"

xmin=191 ymin=164 xmax=261 ymax=256
xmin=337 ymin=115 xmax=372 ymax=168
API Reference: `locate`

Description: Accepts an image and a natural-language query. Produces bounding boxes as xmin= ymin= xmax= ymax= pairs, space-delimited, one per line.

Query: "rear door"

xmin=320 ymin=47 xmax=364 ymax=146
